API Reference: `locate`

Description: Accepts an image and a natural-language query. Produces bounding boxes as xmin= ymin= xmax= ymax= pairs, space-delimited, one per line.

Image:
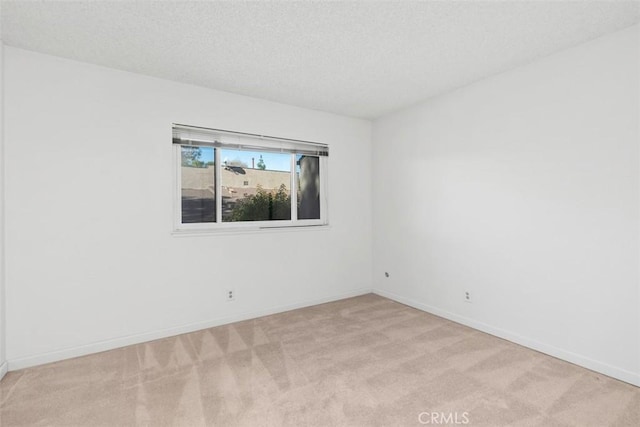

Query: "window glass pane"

xmin=297 ymin=155 xmax=321 ymax=220
xmin=221 ymin=149 xmax=291 ymax=222
xmin=181 ymin=146 xmax=215 ymax=223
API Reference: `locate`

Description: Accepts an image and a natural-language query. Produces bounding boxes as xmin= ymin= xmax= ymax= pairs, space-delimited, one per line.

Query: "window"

xmin=173 ymin=124 xmax=328 ymax=232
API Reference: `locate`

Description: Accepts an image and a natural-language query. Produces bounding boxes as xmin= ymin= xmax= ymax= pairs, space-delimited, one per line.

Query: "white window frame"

xmin=173 ymin=124 xmax=329 ymax=233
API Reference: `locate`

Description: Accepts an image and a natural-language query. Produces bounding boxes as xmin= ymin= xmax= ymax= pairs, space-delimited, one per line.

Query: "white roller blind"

xmin=172 ymin=124 xmax=329 ymax=157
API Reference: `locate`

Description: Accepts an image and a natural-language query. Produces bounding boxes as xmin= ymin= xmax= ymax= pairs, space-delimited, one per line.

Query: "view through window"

xmin=174 ymin=125 xmax=328 ymax=230
xmin=221 ymin=149 xmax=292 ymax=222
xmin=180 ymin=146 xmax=215 ymax=223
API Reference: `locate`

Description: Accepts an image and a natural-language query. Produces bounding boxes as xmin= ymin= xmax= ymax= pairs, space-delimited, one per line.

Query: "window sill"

xmin=171 ymin=223 xmax=331 ymax=237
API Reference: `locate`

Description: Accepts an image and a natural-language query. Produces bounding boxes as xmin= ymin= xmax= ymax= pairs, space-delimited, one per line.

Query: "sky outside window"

xmin=205 ymin=149 xmax=292 ymax=172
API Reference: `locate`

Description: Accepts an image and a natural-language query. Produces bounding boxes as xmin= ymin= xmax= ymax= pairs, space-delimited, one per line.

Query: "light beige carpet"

xmin=0 ymin=294 xmax=638 ymax=426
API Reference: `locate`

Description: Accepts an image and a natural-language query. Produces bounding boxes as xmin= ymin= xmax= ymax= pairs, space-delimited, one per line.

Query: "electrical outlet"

xmin=464 ymin=291 xmax=472 ymax=303
xmin=227 ymin=289 xmax=235 ymax=301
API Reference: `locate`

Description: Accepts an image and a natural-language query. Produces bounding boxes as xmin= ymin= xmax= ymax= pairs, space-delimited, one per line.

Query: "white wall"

xmin=3 ymin=23 xmax=637 ymax=389
xmin=0 ymin=7 xmax=7 ymax=379
xmin=372 ymin=24 xmax=640 ymax=386
xmin=4 ymin=47 xmax=372 ymax=368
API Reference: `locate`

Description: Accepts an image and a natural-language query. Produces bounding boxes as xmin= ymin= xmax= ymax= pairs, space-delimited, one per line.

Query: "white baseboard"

xmin=373 ymin=288 xmax=640 ymax=388
xmin=9 ymin=287 xmax=639 ymax=389
xmin=8 ymin=288 xmax=371 ymax=371
xmin=0 ymin=361 xmax=7 ymax=381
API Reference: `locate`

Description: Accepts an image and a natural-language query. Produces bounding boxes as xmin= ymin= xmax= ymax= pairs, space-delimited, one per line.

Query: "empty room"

xmin=0 ymin=0 xmax=638 ymax=426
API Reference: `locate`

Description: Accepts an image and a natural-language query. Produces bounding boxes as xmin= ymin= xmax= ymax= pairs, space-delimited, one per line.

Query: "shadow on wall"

xmin=225 ymin=166 xmax=246 ymax=175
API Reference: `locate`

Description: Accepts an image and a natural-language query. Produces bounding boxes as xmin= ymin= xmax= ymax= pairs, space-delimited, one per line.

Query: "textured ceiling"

xmin=2 ymin=1 xmax=639 ymax=119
